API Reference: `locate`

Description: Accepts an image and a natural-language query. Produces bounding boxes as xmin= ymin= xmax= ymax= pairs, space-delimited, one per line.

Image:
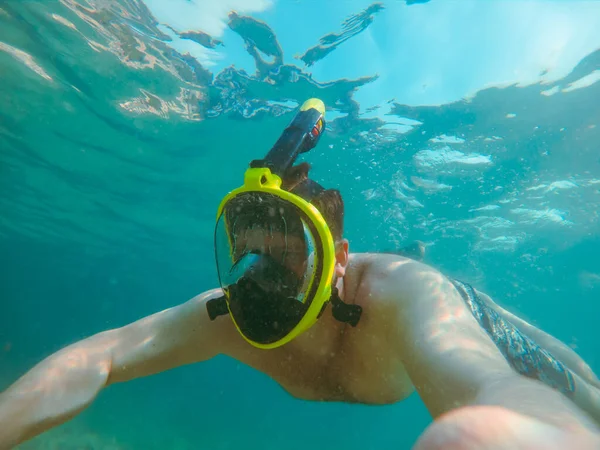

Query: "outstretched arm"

xmin=0 ymin=289 xmax=227 ymax=449
xmin=387 ymin=262 xmax=600 ymax=435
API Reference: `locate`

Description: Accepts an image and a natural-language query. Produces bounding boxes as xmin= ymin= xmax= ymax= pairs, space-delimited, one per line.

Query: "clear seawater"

xmin=1 ymin=1 xmax=599 ymax=449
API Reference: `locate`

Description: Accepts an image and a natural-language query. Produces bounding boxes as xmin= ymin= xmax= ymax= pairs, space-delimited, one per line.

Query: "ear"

xmin=334 ymin=239 xmax=349 ymax=278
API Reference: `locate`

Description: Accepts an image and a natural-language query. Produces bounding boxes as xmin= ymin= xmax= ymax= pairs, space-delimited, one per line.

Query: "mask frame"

xmin=214 ymin=167 xmax=335 ymax=349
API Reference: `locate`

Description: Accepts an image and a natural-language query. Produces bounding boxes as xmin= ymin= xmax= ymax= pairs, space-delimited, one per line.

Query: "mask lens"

xmin=215 ymin=192 xmax=320 ymax=344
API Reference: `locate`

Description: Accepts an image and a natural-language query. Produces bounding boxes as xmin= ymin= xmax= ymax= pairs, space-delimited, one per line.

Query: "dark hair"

xmin=282 ymin=163 xmax=344 ymax=242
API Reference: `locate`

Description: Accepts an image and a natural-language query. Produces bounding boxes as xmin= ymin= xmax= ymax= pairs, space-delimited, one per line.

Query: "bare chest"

xmin=233 ymin=257 xmax=416 ymax=405
xmin=256 ymin=328 xmax=415 ymax=405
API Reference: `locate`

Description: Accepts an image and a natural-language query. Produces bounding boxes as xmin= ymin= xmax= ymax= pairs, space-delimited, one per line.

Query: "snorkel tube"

xmin=210 ymin=98 xmax=362 ymax=350
xmin=250 ymin=99 xmax=326 ymax=177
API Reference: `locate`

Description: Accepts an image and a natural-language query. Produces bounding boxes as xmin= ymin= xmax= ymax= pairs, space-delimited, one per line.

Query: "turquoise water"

xmin=1 ymin=1 xmax=600 ymax=448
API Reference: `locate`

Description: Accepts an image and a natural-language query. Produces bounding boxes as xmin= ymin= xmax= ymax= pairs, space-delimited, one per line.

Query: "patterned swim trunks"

xmin=451 ymin=278 xmax=576 ymax=397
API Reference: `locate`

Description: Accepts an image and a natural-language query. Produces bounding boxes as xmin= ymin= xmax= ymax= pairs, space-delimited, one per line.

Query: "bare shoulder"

xmin=357 ymin=252 xmax=497 ymax=350
xmin=108 ymin=288 xmax=246 ymax=384
xmin=346 ymin=252 xmax=447 ymax=333
xmin=351 ymin=253 xmax=516 ymax=415
xmin=349 ymin=252 xmax=445 ymax=305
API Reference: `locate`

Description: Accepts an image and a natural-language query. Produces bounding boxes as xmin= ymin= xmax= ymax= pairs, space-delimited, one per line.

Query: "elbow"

xmin=48 ymin=330 xmax=115 ymax=391
xmin=85 ymin=330 xmax=116 ymax=388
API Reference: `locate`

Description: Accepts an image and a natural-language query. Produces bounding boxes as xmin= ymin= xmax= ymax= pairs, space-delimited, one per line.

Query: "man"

xmin=1 ymin=99 xmax=600 ymax=450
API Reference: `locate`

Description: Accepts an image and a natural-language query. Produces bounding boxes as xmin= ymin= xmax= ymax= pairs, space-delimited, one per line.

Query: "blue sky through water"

xmin=145 ymin=0 xmax=600 ymax=109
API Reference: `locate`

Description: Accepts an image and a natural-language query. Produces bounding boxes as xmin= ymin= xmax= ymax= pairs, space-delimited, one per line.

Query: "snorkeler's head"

xmin=210 ymin=98 xmax=361 ymax=349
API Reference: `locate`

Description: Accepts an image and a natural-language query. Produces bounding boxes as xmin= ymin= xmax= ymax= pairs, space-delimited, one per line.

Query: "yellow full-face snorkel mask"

xmin=207 ymin=99 xmax=362 ymax=349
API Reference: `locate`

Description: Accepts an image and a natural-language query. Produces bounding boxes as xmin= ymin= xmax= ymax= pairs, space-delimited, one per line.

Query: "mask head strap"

xmin=207 ymin=286 xmax=363 ymax=327
xmin=328 ymin=286 xmax=362 ymax=327
xmin=290 ymin=177 xmax=325 ymax=203
xmin=206 ymin=294 xmax=228 ymax=320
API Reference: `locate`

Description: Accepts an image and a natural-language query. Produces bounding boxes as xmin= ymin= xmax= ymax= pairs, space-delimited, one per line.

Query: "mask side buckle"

xmin=206 ymin=295 xmax=229 ymax=320
xmin=329 ymin=286 xmax=362 ymax=327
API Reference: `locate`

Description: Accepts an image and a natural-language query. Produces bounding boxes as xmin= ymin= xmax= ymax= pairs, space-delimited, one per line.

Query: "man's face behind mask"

xmin=232 ymin=227 xmax=309 ymax=278
xmin=214 ymin=191 xmax=327 ymax=346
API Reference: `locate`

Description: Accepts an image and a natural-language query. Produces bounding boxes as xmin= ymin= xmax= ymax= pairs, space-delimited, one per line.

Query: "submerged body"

xmin=203 ymin=253 xmax=599 ymax=414
xmin=2 ymin=252 xmax=600 ymax=449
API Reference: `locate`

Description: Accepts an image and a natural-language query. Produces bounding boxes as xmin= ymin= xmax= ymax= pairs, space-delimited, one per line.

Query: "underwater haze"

xmin=1 ymin=0 xmax=600 ymax=448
